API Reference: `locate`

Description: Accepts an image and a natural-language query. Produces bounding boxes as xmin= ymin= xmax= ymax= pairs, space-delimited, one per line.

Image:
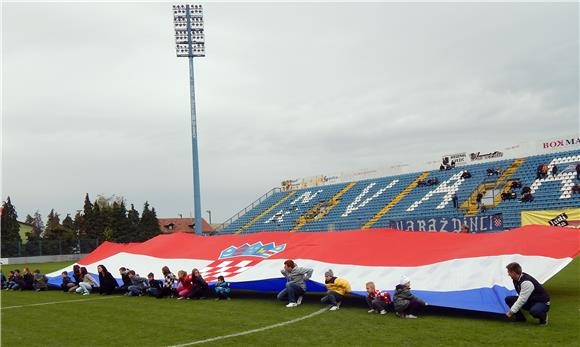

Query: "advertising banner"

xmin=521 ymin=209 xmax=580 ymax=228
xmin=442 ymin=152 xmax=468 ymax=166
xmin=388 ymin=214 xmax=503 ymax=233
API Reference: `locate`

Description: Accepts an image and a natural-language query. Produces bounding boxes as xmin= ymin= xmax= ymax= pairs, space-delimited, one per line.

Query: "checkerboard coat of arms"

xmin=199 ymin=242 xmax=286 ymax=283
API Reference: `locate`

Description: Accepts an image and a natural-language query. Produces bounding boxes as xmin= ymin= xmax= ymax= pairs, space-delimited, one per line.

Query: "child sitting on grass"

xmin=214 ymin=276 xmax=231 ymax=300
xmin=5 ymin=271 xmax=18 ymax=290
xmin=146 ymin=273 xmax=163 ymax=298
xmin=365 ymin=281 xmax=392 ymax=315
xmin=394 ymin=276 xmax=427 ymax=319
xmin=32 ymin=269 xmax=48 ymax=291
xmin=60 ymin=271 xmax=74 ymax=292
xmin=176 ymin=270 xmax=192 ymax=300
xmin=321 ymin=269 xmax=351 ymax=311
xmin=127 ymin=270 xmax=148 ymax=296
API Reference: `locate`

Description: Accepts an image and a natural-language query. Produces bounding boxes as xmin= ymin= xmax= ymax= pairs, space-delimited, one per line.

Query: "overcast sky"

xmin=2 ymin=2 xmax=579 ymax=224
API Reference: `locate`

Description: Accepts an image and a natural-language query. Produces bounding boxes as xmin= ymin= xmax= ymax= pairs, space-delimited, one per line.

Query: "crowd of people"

xmin=1 ymin=260 xmax=550 ymax=324
xmin=2 ymin=267 xmax=49 ymax=291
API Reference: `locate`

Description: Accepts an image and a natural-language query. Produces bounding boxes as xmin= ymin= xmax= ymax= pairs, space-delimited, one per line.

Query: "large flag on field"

xmin=47 ymin=225 xmax=579 ymax=314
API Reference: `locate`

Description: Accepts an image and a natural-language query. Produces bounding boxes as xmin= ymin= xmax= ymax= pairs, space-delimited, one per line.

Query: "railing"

xmin=214 ymin=187 xmax=282 ymax=232
xmin=0 ymin=239 xmax=101 ymax=258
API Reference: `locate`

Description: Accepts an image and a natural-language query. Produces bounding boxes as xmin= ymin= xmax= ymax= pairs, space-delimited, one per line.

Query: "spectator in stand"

xmin=511 ymin=180 xmax=522 ymax=189
xmin=21 ymin=267 xmax=34 ymax=290
xmin=521 ymin=187 xmax=534 ymax=202
xmin=536 ymin=164 xmax=542 ymax=179
xmin=427 ymin=178 xmax=439 ymax=186
xmin=76 ymin=267 xmax=98 ymax=295
xmin=571 ymin=184 xmax=580 ymax=195
xmin=277 ymin=260 xmax=313 ymax=308
xmin=118 ymin=267 xmax=132 ymax=294
xmin=504 ymin=262 xmax=550 ymax=325
xmin=127 ymin=270 xmax=148 ymax=296
xmin=98 ymin=265 xmax=118 ymax=295
xmin=365 ymin=281 xmax=392 ymax=314
xmin=417 ymin=180 xmax=426 ymax=187
xmin=551 ymin=165 xmax=558 ymax=177
xmin=452 ymin=194 xmax=458 ymax=208
xmin=476 ymin=193 xmax=483 ymax=208
xmin=188 ymin=268 xmax=209 ymax=300
xmin=60 ymin=271 xmax=74 ymax=292
xmin=161 ymin=266 xmax=177 ymax=298
xmin=146 ymin=273 xmax=163 ymax=298
xmin=33 ymin=269 xmax=48 ymax=291
xmin=394 ymin=276 xmax=427 ymax=319
xmin=321 ymin=269 xmax=351 ymax=311
xmin=494 ymin=168 xmax=503 ymax=175
xmin=502 ymin=191 xmax=517 ymax=201
xmin=439 ymin=164 xmax=445 ymax=171
xmin=460 ymin=225 xmax=469 ymax=233
xmin=576 ymin=163 xmax=580 ymax=180
xmin=215 ymin=276 xmax=232 ymax=300
xmin=540 ymin=164 xmax=548 ymax=179
xmin=176 ymin=270 xmax=192 ymax=300
xmin=461 ymin=171 xmax=472 ymax=179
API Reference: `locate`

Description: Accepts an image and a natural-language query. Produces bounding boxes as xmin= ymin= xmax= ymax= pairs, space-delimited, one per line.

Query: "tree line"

xmin=1 ymin=194 xmax=162 ymax=256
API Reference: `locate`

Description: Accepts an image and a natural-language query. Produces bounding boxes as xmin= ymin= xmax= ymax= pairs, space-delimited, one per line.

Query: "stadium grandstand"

xmin=216 ymin=148 xmax=580 ymax=234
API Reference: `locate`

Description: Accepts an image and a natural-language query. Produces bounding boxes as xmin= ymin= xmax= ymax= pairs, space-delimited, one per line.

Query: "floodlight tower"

xmin=173 ymin=4 xmax=205 ymax=235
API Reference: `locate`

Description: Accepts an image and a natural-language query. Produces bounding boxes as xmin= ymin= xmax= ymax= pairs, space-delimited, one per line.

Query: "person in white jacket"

xmin=76 ymin=267 xmax=98 ymax=296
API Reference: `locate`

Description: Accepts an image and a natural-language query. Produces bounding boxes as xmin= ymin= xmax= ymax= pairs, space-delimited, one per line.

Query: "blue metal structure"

xmin=173 ymin=4 xmax=205 ymax=235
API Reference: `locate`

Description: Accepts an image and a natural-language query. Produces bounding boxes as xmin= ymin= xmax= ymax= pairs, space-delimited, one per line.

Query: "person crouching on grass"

xmin=176 ymin=270 xmax=192 ymax=300
xmin=146 ymin=273 xmax=163 ymax=298
xmin=215 ymin=276 xmax=232 ymax=300
xmin=366 ymin=281 xmax=392 ymax=314
xmin=504 ymin=262 xmax=550 ymax=325
xmin=394 ymin=276 xmax=427 ymax=319
xmin=277 ymin=259 xmax=313 ymax=308
xmin=76 ymin=267 xmax=98 ymax=295
xmin=321 ymin=269 xmax=351 ymax=311
xmin=188 ymin=268 xmax=209 ymax=300
xmin=127 ymin=270 xmax=148 ymax=296
xmin=97 ymin=265 xmax=118 ymax=295
xmin=32 ymin=269 xmax=48 ymax=291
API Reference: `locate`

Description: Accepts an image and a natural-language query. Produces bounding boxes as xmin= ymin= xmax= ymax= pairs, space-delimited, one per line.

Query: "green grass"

xmin=1 ymin=259 xmax=578 ymax=347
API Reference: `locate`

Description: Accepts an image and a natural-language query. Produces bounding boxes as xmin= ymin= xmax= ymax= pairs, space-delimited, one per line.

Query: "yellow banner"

xmin=521 ymin=209 xmax=580 ymax=228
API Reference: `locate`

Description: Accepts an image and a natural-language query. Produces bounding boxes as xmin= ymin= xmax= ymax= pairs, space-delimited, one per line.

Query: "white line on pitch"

xmin=1 ymin=295 xmax=122 ymax=310
xmin=167 ymin=307 xmax=328 ymax=347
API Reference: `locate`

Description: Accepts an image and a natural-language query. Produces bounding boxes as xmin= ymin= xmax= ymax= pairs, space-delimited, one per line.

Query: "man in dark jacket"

xmin=505 ymin=262 xmax=550 ymax=325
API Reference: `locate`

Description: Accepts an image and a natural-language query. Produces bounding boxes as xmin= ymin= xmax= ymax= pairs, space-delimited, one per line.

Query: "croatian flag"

xmin=48 ymin=225 xmax=579 ymax=314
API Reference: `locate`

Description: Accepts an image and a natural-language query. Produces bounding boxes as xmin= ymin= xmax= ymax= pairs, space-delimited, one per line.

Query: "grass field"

xmin=1 ymin=259 xmax=579 ymax=347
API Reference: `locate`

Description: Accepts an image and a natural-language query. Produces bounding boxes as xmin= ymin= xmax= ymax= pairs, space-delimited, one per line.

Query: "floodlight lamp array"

xmin=173 ymin=4 xmax=205 ymax=57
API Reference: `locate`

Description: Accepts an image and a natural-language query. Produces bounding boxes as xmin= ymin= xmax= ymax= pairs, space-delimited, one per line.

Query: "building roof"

xmin=158 ymin=217 xmax=214 ymax=234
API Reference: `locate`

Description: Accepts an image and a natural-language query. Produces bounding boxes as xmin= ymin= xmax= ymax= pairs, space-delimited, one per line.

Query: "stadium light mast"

xmin=173 ymin=4 xmax=205 ymax=235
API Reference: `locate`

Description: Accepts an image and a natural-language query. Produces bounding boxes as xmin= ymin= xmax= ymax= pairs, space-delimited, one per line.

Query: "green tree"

xmin=110 ymin=201 xmax=133 ymax=243
xmin=126 ymin=204 xmax=140 ymax=242
xmin=79 ymin=194 xmax=94 ymax=239
xmin=137 ymin=202 xmax=161 ymax=242
xmin=1 ymin=197 xmax=21 ymax=256
xmin=24 ymin=211 xmax=43 ymax=256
